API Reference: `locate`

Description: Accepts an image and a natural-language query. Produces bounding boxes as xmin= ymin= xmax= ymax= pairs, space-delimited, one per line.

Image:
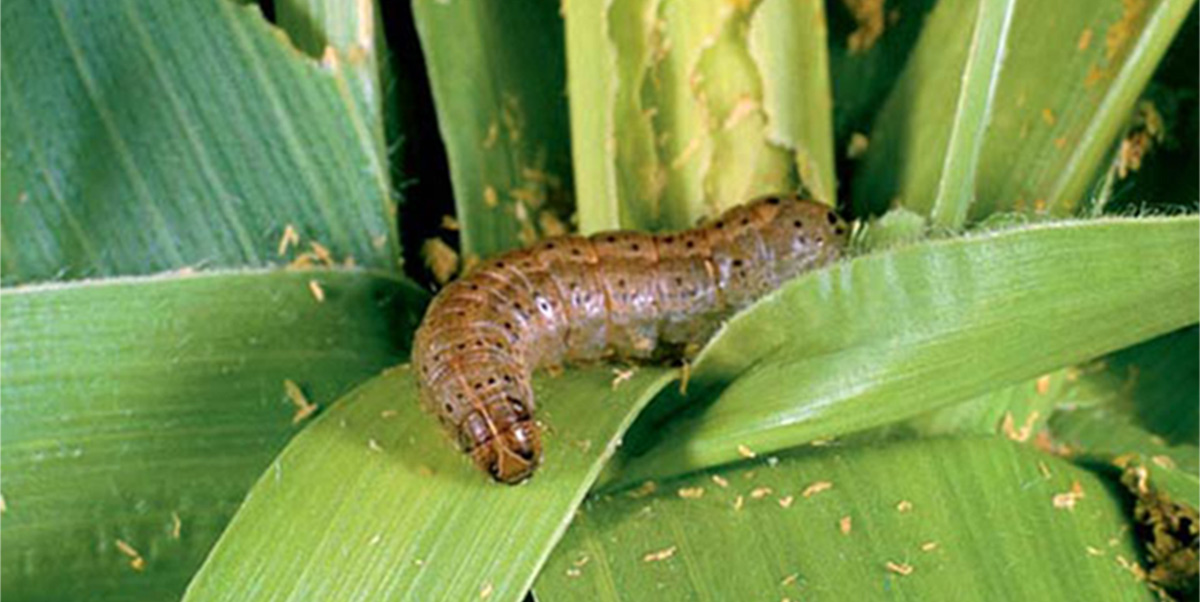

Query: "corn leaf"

xmin=927 ymin=0 xmax=1016 ymax=228
xmin=539 ymin=437 xmax=1157 ymax=600
xmin=607 ymin=216 xmax=1199 ymax=487
xmin=1053 ymin=406 xmax=1199 ymax=506
xmin=1047 ymin=326 xmax=1200 ymax=506
xmin=1097 ymin=10 xmax=1199 ymax=214
xmin=1050 ymin=401 xmax=1199 ymax=592
xmin=567 ymin=0 xmax=835 ymax=232
xmin=854 ymin=0 xmax=1196 ymax=220
xmin=889 ymin=370 xmax=1064 ymax=442
xmin=1088 ymin=325 xmax=1199 ymax=446
xmin=275 ymin=0 xmax=389 ymax=166
xmin=908 ymin=325 xmax=1198 ymax=452
xmin=413 ymin=0 xmax=573 ymax=260
xmin=0 ymin=0 xmax=398 ymax=284
xmin=0 ymin=270 xmax=426 ymax=602
xmin=182 ymin=366 xmax=675 ymax=602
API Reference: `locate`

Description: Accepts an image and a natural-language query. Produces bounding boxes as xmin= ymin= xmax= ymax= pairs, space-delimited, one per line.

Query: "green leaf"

xmin=275 ymin=0 xmax=389 ymax=167
xmin=898 ymin=369 xmax=1070 ymax=439
xmin=0 ymin=269 xmax=426 ymax=602
xmin=413 ymin=0 xmax=573 ymax=260
xmin=1097 ymin=10 xmax=1200 ymax=214
xmin=883 ymin=331 xmax=1190 ymax=450
xmin=935 ymin=326 xmax=1196 ymax=459
xmin=1053 ymin=405 xmax=1199 ymax=506
xmin=1040 ymin=326 xmax=1200 ymax=502
xmin=905 ymin=325 xmax=1199 ymax=589
xmin=854 ymin=0 xmax=1196 ymax=220
xmin=927 ymin=326 xmax=1196 ymax=479
xmin=1050 ymin=401 xmax=1199 ymax=593
xmin=0 ymin=0 xmax=398 ymax=284
xmin=976 ymin=0 xmax=1196 ymax=219
xmin=1097 ymin=325 xmax=1199 ymax=446
xmin=852 ymin=206 xmax=930 ymax=251
xmin=607 ymin=216 xmax=1199 ymax=486
xmin=897 ymin=327 xmax=1198 ymax=441
xmin=853 ymin=0 xmax=1008 ymax=222
xmin=182 ymin=366 xmax=676 ymax=602
xmin=567 ymin=0 xmax=835 ymax=232
xmin=850 ymin=0 xmax=1017 ymax=227
xmin=277 ymin=0 xmax=377 ymax=57
xmin=539 ymin=438 xmax=1156 ymax=600
xmin=927 ymin=0 xmax=1016 ymax=229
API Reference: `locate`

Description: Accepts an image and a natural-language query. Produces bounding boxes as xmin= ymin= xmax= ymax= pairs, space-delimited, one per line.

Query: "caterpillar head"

xmin=470 ymin=420 xmax=542 ymax=484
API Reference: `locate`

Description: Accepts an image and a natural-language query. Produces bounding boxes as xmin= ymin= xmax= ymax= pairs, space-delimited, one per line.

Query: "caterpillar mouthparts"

xmin=413 ymin=195 xmax=849 ymax=484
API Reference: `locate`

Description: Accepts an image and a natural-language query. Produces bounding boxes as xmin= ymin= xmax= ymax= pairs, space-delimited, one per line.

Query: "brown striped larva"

xmin=413 ymin=195 xmax=849 ymax=483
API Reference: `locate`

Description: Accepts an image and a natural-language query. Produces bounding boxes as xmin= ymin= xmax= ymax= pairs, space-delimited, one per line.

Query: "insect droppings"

xmin=284 ymin=379 xmax=318 ymax=424
xmin=802 ymin=481 xmax=833 ymax=498
xmin=642 ymin=546 xmax=678 ymax=563
xmin=307 ymin=280 xmax=325 ymax=303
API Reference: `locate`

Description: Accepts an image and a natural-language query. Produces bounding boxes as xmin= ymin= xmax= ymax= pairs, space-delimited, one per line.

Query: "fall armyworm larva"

xmin=413 ymin=195 xmax=849 ymax=483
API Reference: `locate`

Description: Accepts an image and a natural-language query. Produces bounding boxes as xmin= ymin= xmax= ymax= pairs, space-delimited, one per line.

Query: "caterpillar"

xmin=413 ymin=195 xmax=849 ymax=483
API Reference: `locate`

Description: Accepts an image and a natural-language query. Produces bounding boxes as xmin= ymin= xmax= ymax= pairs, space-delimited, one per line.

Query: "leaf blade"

xmin=541 ymin=438 xmax=1156 ymax=601
xmin=413 ymin=0 xmax=573 ymax=259
xmin=929 ymin=0 xmax=1017 ymax=228
xmin=567 ymin=0 xmax=836 ymax=233
xmin=0 ymin=0 xmax=399 ymax=283
xmin=0 ymin=269 xmax=426 ymax=602
xmin=181 ymin=367 xmax=676 ymax=602
xmin=609 ymin=216 xmax=1199 ymax=486
xmin=853 ymin=0 xmax=1196 ymax=220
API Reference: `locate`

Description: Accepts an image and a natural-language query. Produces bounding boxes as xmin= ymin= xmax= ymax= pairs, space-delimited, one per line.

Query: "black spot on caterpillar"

xmin=413 ymin=195 xmax=849 ymax=483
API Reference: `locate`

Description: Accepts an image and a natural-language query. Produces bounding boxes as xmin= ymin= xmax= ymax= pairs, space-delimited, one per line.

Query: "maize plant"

xmin=2 ymin=0 xmax=1197 ymax=600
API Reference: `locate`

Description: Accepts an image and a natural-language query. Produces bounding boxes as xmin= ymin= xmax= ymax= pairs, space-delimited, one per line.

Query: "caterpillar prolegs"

xmin=412 ymin=196 xmax=849 ymax=483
